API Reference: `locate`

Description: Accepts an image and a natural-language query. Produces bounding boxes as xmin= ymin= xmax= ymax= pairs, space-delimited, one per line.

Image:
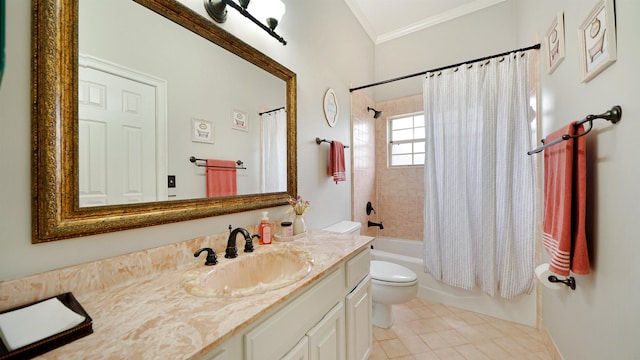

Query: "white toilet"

xmin=322 ymin=221 xmax=418 ymax=328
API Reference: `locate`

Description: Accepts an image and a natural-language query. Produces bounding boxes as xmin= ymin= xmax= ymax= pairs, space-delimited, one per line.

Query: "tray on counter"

xmin=0 ymin=292 xmax=93 ymax=360
xmin=273 ymin=231 xmax=308 ymax=242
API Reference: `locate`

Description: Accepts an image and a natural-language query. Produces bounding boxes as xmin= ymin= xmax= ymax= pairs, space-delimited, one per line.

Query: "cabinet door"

xmin=201 ymin=333 xmax=243 ymax=360
xmin=281 ymin=336 xmax=309 ymax=360
xmin=346 ymin=276 xmax=372 ymax=360
xmin=245 ymin=268 xmax=345 ymax=360
xmin=307 ymin=302 xmax=345 ymax=360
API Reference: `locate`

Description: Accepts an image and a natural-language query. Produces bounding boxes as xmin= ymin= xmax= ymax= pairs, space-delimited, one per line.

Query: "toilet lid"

xmin=370 ymin=260 xmax=417 ymax=283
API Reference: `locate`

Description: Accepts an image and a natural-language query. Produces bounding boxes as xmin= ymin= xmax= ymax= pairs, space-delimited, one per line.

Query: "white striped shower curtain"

xmin=422 ymin=52 xmax=536 ymax=298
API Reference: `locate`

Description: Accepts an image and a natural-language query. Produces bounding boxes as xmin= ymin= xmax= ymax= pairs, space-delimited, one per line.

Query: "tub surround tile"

xmin=373 ymin=94 xmax=425 ymax=240
xmin=0 ymin=230 xmax=373 ymax=359
xmin=352 ymin=90 xmax=377 ymax=239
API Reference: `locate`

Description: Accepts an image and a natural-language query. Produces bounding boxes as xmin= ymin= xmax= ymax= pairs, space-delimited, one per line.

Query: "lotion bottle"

xmin=259 ymin=211 xmax=272 ymax=245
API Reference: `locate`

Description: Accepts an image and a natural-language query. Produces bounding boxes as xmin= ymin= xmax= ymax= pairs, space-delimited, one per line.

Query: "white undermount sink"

xmin=181 ymin=245 xmax=314 ymax=298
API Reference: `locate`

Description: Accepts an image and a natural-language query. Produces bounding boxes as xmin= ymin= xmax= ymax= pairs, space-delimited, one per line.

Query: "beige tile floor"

xmin=370 ymin=298 xmax=555 ymax=360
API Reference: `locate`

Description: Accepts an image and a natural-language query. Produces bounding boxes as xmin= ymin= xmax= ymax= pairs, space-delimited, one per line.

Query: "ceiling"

xmin=343 ymin=0 xmax=507 ymax=44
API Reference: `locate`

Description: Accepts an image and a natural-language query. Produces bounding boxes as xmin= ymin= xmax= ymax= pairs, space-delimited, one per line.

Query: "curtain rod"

xmin=259 ymin=106 xmax=285 ymax=116
xmin=349 ymin=43 xmax=541 ymax=92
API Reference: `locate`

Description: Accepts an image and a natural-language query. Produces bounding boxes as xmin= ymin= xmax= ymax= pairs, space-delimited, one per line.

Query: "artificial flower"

xmin=288 ymin=195 xmax=311 ymax=215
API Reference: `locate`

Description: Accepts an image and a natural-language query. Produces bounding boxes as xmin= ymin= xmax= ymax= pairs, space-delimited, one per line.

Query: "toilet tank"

xmin=322 ymin=221 xmax=362 ymax=235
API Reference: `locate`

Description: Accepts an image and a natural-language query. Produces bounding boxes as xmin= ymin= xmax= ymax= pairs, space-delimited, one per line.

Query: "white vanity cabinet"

xmin=281 ymin=302 xmax=346 ymax=360
xmin=346 ymin=276 xmax=372 ymax=360
xmin=307 ymin=301 xmax=345 ymax=360
xmin=201 ymin=332 xmax=243 ymax=360
xmin=203 ymin=246 xmax=371 ymax=360
xmin=244 ymin=266 xmax=346 ymax=359
xmin=345 ymin=249 xmax=372 ymax=360
xmin=281 ymin=337 xmax=309 ymax=360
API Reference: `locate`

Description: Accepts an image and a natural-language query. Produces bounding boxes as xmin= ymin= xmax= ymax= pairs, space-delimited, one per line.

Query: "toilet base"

xmin=372 ymin=302 xmax=393 ymax=328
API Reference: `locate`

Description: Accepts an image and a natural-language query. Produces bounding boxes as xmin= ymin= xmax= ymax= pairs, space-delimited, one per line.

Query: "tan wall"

xmin=351 ymin=91 xmax=377 ymax=238
xmin=374 ymin=94 xmax=424 ymax=241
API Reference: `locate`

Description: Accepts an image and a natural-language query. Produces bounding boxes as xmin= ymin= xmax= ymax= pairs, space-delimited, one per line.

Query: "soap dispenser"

xmin=259 ymin=211 xmax=272 ymax=245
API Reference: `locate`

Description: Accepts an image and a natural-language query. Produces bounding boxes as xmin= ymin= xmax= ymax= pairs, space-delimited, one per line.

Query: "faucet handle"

xmin=245 ymin=234 xmax=259 ymax=253
xmin=194 ymin=247 xmax=218 ymax=266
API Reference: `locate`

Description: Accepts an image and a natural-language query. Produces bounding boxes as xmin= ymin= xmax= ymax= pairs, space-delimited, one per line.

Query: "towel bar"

xmin=315 ymin=137 xmax=350 ymax=148
xmin=189 ymin=156 xmax=246 ymax=170
xmin=527 ymin=105 xmax=621 ymax=155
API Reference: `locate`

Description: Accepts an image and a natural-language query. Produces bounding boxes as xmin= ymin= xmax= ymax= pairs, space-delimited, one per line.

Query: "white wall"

xmin=373 ymin=1 xmax=518 ymax=101
xmin=515 ymin=1 xmax=640 ymax=359
xmin=0 ymin=0 xmax=374 ymax=281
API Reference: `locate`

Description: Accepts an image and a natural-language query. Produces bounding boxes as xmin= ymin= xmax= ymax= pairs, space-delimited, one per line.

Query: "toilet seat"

xmin=370 ymin=260 xmax=417 ymax=285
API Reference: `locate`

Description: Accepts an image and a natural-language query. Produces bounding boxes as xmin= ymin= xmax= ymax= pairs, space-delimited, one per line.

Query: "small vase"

xmin=293 ymin=214 xmax=306 ymax=235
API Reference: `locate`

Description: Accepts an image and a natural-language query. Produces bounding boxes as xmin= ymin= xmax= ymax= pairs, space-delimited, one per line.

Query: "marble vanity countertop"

xmin=1 ymin=230 xmax=373 ymax=359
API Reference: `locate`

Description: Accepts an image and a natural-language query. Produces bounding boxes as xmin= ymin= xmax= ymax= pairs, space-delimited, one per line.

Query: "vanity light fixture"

xmin=204 ymin=0 xmax=287 ymax=45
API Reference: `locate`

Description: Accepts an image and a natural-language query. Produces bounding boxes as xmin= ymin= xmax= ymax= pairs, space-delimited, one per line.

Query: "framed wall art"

xmin=191 ymin=118 xmax=214 ymax=143
xmin=323 ymin=88 xmax=338 ymax=127
xmin=545 ymin=12 xmax=565 ymax=74
xmin=578 ymin=0 xmax=617 ymax=82
xmin=232 ymin=110 xmax=249 ymax=131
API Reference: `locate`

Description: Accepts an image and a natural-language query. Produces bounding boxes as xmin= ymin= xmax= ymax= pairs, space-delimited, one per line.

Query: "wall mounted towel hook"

xmin=547 ymin=275 xmax=576 ymax=290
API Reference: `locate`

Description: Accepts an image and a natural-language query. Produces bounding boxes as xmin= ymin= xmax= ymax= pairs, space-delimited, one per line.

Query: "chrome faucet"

xmin=225 ymin=225 xmax=259 ymax=258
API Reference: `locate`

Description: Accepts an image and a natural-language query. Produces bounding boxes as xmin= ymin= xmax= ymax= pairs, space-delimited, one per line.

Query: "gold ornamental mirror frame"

xmin=31 ymin=0 xmax=297 ymax=243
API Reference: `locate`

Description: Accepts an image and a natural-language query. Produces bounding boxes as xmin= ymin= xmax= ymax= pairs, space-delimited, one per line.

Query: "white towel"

xmin=0 ymin=297 xmax=86 ymax=351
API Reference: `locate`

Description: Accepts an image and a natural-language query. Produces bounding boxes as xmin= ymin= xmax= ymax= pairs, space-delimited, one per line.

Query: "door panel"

xmin=79 ymin=67 xmax=157 ymax=206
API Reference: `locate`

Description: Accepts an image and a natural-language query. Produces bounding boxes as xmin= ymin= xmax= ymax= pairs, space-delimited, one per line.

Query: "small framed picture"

xmin=232 ymin=110 xmax=249 ymax=132
xmin=545 ymin=13 xmax=565 ymax=74
xmin=578 ymin=0 xmax=617 ymax=83
xmin=323 ymin=88 xmax=338 ymax=127
xmin=191 ymin=118 xmax=214 ymax=143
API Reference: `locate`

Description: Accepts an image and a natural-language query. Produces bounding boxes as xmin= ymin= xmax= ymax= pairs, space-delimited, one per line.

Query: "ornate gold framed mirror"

xmin=31 ymin=0 xmax=297 ymax=242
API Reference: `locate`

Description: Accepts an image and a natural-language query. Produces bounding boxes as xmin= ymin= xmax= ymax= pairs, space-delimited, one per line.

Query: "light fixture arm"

xmin=204 ymin=0 xmax=287 ymax=45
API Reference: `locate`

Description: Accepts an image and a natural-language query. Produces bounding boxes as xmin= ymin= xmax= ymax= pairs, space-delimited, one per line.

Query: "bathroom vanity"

xmin=0 ymin=230 xmax=373 ymax=359
xmin=208 ymin=245 xmax=372 ymax=360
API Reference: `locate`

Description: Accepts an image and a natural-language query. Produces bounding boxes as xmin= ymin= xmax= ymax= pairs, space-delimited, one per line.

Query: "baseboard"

xmin=539 ymin=324 xmax=564 ymax=360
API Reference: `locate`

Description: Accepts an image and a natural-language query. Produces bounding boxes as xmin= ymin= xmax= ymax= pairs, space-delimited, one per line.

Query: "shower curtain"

xmin=261 ymin=109 xmax=287 ymax=192
xmin=422 ymin=52 xmax=536 ymax=298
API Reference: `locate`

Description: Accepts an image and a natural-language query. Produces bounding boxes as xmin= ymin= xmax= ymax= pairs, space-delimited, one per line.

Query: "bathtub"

xmin=371 ymin=236 xmax=536 ymax=326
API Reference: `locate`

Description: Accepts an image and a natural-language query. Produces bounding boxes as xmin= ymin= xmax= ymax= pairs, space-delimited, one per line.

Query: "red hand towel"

xmin=206 ymin=159 xmax=237 ymax=197
xmin=542 ymin=122 xmax=589 ymax=276
xmin=327 ymin=141 xmax=346 ymax=183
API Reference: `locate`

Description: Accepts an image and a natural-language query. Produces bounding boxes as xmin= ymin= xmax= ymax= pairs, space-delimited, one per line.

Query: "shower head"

xmin=367 ymin=106 xmax=383 ymax=119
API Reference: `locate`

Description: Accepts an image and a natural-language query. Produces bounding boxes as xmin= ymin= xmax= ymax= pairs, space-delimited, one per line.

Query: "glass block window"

xmin=388 ymin=113 xmax=425 ymax=167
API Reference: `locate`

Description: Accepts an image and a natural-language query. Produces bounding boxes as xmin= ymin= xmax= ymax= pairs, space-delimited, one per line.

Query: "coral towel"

xmin=327 ymin=141 xmax=346 ymax=183
xmin=206 ymin=159 xmax=237 ymax=197
xmin=542 ymin=122 xmax=589 ymax=276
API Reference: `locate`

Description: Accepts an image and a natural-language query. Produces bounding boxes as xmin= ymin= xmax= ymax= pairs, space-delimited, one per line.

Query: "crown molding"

xmin=346 ymin=0 xmax=507 ymax=45
xmin=343 ymin=0 xmax=378 ymax=43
